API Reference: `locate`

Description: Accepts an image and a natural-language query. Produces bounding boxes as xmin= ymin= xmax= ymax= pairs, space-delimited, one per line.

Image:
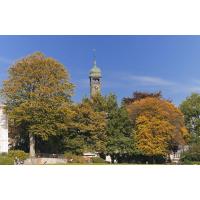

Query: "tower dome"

xmin=89 ymin=60 xmax=102 ymax=78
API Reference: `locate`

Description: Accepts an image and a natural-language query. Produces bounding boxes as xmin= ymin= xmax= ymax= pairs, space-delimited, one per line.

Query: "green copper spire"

xmin=89 ymin=49 xmax=101 ymax=78
xmin=93 ymin=48 xmax=96 ymax=65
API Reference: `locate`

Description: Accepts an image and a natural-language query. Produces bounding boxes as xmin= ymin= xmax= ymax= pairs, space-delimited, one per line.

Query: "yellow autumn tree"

xmin=1 ymin=52 xmax=74 ymax=157
xmin=126 ymin=97 xmax=189 ymax=158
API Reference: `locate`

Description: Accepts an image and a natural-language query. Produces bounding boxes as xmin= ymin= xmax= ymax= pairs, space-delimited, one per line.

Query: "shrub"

xmin=190 ymin=161 xmax=200 ymax=165
xmin=0 ymin=155 xmax=14 ymax=165
xmin=180 ymin=159 xmax=192 ymax=164
xmin=64 ymin=152 xmax=86 ymax=164
xmin=181 ymin=152 xmax=200 ymax=162
xmin=64 ymin=152 xmax=74 ymax=159
xmin=70 ymin=156 xmax=86 ymax=164
xmin=181 ymin=160 xmax=200 ymax=165
xmin=180 ymin=143 xmax=200 ymax=163
xmin=91 ymin=157 xmax=106 ymax=164
xmin=8 ymin=150 xmax=29 ymax=161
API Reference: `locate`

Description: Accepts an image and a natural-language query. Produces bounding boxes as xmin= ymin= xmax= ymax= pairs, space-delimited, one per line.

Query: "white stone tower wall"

xmin=90 ymin=77 xmax=101 ymax=97
xmin=0 ymin=105 xmax=8 ymax=153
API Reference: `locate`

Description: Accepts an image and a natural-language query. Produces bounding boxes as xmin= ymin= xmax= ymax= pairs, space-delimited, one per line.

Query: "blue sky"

xmin=1 ymin=35 xmax=200 ymax=105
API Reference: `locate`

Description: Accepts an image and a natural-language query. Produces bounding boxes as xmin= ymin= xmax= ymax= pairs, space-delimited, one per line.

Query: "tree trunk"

xmin=152 ymin=156 xmax=156 ymax=164
xmin=29 ymin=133 xmax=35 ymax=157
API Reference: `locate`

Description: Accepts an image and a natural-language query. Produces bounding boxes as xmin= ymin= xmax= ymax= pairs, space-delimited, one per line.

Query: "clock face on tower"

xmin=91 ymin=80 xmax=101 ymax=97
xmin=94 ymin=85 xmax=99 ymax=90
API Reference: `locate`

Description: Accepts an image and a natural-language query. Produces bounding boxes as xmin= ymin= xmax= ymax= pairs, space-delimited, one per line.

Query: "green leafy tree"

xmin=106 ymin=106 xmax=134 ymax=163
xmin=88 ymin=94 xmax=134 ymax=163
xmin=64 ymin=100 xmax=107 ymax=155
xmin=84 ymin=93 xmax=118 ymax=113
xmin=180 ymin=93 xmax=200 ymax=143
xmin=1 ymin=52 xmax=74 ymax=157
xmin=181 ymin=142 xmax=200 ymax=163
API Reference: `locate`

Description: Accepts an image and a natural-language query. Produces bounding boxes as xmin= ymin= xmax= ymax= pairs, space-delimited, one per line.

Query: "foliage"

xmin=69 ymin=156 xmax=86 ymax=164
xmin=64 ymin=152 xmax=75 ymax=158
xmin=181 ymin=161 xmax=200 ymax=165
xmin=1 ymin=52 xmax=74 ymax=155
xmin=126 ymin=95 xmax=189 ymax=158
xmin=64 ymin=152 xmax=86 ymax=163
xmin=64 ymin=100 xmax=107 ymax=154
xmin=8 ymin=150 xmax=29 ymax=161
xmin=9 ymin=125 xmax=30 ymax=152
xmin=36 ymin=135 xmax=66 ymax=154
xmin=64 ymin=94 xmax=134 ymax=162
xmin=106 ymin=106 xmax=134 ymax=157
xmin=0 ymin=155 xmax=14 ymax=165
xmin=88 ymin=94 xmax=134 ymax=162
xmin=180 ymin=143 xmax=200 ymax=162
xmin=89 ymin=93 xmax=118 ymax=112
xmin=180 ymin=93 xmax=200 ymax=142
xmin=123 ymin=91 xmax=162 ymax=105
xmin=91 ymin=157 xmax=106 ymax=163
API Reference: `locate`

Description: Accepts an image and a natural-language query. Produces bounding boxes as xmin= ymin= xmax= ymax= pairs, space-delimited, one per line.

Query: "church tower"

xmin=89 ymin=51 xmax=102 ymax=97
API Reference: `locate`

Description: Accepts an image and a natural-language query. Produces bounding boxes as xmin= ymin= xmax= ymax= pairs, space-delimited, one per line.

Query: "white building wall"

xmin=0 ymin=105 xmax=8 ymax=153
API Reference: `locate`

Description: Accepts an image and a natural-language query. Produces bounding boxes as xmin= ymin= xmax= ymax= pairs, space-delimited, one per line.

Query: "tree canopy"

xmin=86 ymin=94 xmax=134 ymax=162
xmin=180 ymin=93 xmax=200 ymax=143
xmin=1 ymin=52 xmax=74 ymax=156
xmin=123 ymin=91 xmax=162 ymax=105
xmin=64 ymin=100 xmax=107 ymax=154
xmin=126 ymin=95 xmax=189 ymax=158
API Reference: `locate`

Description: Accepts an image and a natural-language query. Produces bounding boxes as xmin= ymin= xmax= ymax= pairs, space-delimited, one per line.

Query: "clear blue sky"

xmin=1 ymin=35 xmax=200 ymax=105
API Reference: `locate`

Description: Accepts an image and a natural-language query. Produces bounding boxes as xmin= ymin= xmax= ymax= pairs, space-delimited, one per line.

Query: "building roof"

xmin=89 ymin=60 xmax=101 ymax=78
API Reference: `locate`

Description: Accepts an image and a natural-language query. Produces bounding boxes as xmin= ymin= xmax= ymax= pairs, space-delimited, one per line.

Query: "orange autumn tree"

xmin=126 ymin=94 xmax=189 ymax=160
